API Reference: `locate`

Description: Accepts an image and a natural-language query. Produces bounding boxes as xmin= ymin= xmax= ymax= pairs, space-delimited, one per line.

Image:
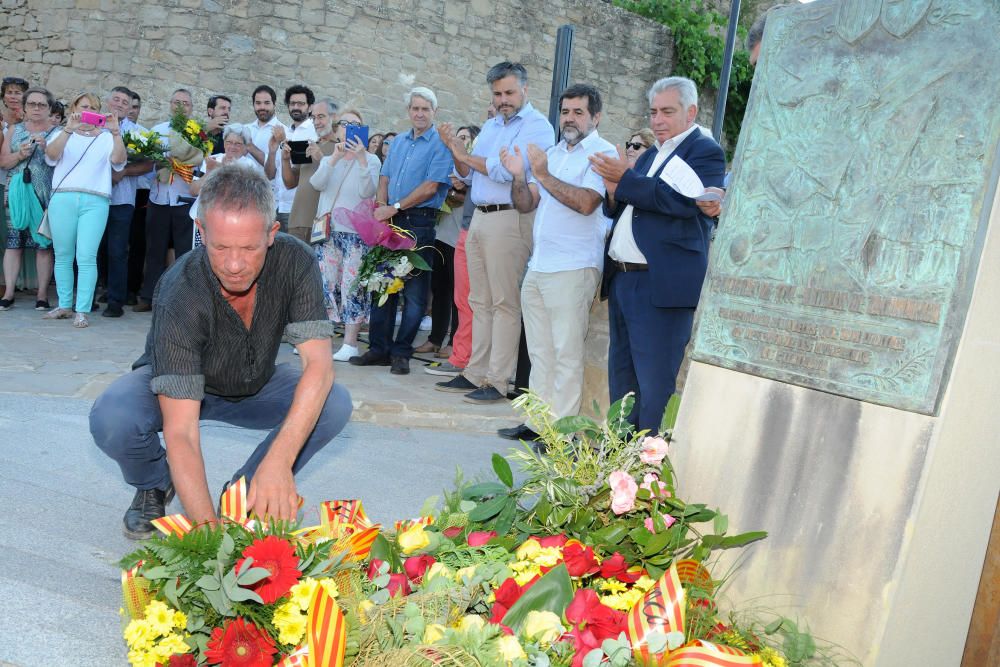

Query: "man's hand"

xmin=206 ymin=116 xmax=228 ymax=133
xmin=589 ymin=146 xmax=629 ymax=183
xmin=305 ymin=140 xmax=325 ymax=163
xmin=374 ymin=204 xmax=396 ymax=221
xmin=271 ymin=125 xmax=287 ymax=145
xmin=205 ymin=154 xmax=222 ymax=172
xmin=438 ymin=122 xmax=464 ymax=156
xmin=525 ymin=144 xmax=548 ymax=178
xmin=696 ymin=187 xmax=725 ymax=218
xmin=247 ymin=458 xmax=299 ymax=521
xmin=499 ymin=145 xmax=525 ymax=178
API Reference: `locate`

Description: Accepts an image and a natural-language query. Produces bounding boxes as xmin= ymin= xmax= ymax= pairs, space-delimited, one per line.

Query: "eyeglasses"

xmin=625 ymin=142 xmax=647 ymax=151
xmin=223 ymin=140 xmax=245 ymax=147
xmin=24 ymin=101 xmax=49 ymax=108
xmin=337 ymin=120 xmax=361 ymax=127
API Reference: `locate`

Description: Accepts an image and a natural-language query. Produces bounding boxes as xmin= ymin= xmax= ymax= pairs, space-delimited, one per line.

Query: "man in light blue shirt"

xmin=349 ymin=87 xmax=453 ymax=376
xmin=436 ymin=62 xmax=555 ymax=404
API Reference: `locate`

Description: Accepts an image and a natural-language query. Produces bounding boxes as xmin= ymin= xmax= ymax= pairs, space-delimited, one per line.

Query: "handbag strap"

xmin=323 ymin=156 xmax=356 ymax=218
xmin=51 ymin=132 xmax=100 ymax=192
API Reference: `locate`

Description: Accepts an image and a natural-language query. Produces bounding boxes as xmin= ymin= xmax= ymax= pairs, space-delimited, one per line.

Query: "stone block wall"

xmin=0 ymin=0 xmax=673 ymax=143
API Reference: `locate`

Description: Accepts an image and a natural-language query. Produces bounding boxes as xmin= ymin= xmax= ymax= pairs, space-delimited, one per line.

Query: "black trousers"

xmin=127 ymin=189 xmax=149 ymax=296
xmin=428 ymin=239 xmax=458 ymax=347
xmin=140 ymin=202 xmax=192 ymax=303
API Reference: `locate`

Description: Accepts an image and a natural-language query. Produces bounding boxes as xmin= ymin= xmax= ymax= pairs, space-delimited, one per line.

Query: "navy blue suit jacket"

xmin=601 ymin=130 xmax=726 ymax=308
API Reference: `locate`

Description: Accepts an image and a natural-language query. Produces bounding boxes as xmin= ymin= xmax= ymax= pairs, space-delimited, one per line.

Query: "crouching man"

xmin=90 ymin=163 xmax=352 ymax=539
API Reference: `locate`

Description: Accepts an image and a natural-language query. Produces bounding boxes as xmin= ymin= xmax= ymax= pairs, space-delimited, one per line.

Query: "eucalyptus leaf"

xmin=236 ymin=566 xmax=272 ymax=586
xmin=370 ymin=588 xmax=390 ymax=605
xmin=196 ymin=575 xmax=221 ymax=591
xmin=582 ymin=648 xmax=605 ymax=667
xmin=373 ymin=574 xmax=391 ymax=588
xmin=492 ymin=453 xmax=514 ymax=488
xmin=644 ymin=630 xmax=668 ymax=653
xmin=227 ymin=585 xmax=264 ymax=604
xmin=665 ymin=630 xmax=686 ymax=650
xmin=459 ymin=500 xmax=477 ymax=512
xmin=219 ymin=532 xmax=235 ymax=559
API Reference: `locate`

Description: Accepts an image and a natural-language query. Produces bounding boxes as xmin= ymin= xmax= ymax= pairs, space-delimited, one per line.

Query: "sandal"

xmin=42 ymin=307 xmax=74 ymax=320
xmin=73 ymin=312 xmax=89 ymax=328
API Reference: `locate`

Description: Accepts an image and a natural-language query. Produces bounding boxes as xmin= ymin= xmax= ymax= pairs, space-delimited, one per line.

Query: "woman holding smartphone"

xmin=0 ymin=87 xmax=59 ymax=311
xmin=42 ymin=92 xmax=127 ymax=328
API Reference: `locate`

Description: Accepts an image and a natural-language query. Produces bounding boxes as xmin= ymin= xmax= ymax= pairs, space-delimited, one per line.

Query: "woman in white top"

xmin=309 ymin=108 xmax=381 ymax=361
xmin=43 ymin=92 xmax=127 ymax=328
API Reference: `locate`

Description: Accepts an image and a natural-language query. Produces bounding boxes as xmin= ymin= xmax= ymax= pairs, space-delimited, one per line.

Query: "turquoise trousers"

xmin=48 ymin=191 xmax=109 ymax=312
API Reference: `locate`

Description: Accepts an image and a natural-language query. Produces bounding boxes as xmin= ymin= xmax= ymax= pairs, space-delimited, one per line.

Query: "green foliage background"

xmin=614 ymin=0 xmax=757 ymax=159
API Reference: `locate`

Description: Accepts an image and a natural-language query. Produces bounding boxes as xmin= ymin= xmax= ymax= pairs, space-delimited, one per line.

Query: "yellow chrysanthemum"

xmin=319 ymin=577 xmax=339 ymax=599
xmin=599 ymin=579 xmax=628 ymax=594
xmin=634 ymin=575 xmax=656 ymax=591
xmin=273 ymin=602 xmax=308 ymax=645
xmin=290 ymin=577 xmax=318 ymax=610
xmin=156 ymin=632 xmax=190 ymax=656
xmin=423 ymin=623 xmax=447 ymax=644
xmin=185 ymin=119 xmax=200 ymax=134
xmin=124 ymin=619 xmax=155 ymax=651
xmin=144 ymin=600 xmax=175 ymax=636
xmin=533 ymin=547 xmax=563 ymax=568
xmin=454 ymin=566 xmax=477 ymax=583
xmin=357 ymin=599 xmax=375 ymax=624
xmin=756 ymin=647 xmax=788 ymax=667
xmin=171 ymin=610 xmax=187 ymax=629
xmin=386 ymin=277 xmax=405 ymax=295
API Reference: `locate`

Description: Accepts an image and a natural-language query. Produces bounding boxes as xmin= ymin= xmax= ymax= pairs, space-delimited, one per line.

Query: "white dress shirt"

xmin=110 ymin=118 xmax=146 ymax=206
xmin=608 ymin=123 xmax=700 ymax=263
xmin=528 ymin=130 xmax=616 ymax=273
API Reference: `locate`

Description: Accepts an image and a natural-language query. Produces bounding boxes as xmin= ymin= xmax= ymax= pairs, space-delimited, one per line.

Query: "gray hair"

xmin=312 ymin=97 xmax=339 ymax=115
xmin=407 ymin=86 xmax=438 ymax=110
xmin=222 ymin=123 xmax=252 ymax=144
xmin=486 ymin=61 xmax=528 ymax=87
xmin=198 ymin=163 xmax=275 ymax=229
xmin=647 ymin=76 xmax=698 ymax=111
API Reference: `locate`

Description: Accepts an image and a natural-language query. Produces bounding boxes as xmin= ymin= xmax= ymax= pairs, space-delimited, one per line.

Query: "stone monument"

xmin=673 ymin=0 xmax=1000 ymax=663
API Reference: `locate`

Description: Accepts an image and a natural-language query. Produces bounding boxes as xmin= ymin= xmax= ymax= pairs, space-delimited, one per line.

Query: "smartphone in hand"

xmin=345 ymin=125 xmax=369 ymax=149
xmin=80 ymin=111 xmax=107 ymax=127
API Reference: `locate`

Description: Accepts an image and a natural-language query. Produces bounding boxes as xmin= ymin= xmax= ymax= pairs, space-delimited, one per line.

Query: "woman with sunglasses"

xmin=0 ymin=87 xmax=59 ymax=311
xmin=41 ymin=92 xmax=127 ymax=328
xmin=624 ymin=128 xmax=656 ymax=167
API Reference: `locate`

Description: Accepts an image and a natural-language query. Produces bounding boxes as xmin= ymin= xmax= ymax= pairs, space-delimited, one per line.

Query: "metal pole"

xmin=711 ymin=0 xmax=742 ymax=142
xmin=548 ymin=25 xmax=575 ymax=134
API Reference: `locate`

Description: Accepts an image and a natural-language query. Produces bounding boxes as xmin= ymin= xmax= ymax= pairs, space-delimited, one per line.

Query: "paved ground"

xmin=0 ymin=297 xmax=525 ymax=666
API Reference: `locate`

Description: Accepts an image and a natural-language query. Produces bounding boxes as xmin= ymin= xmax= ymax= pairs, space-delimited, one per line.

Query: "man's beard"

xmin=561 ymin=125 xmax=588 ymax=145
xmin=255 ymin=108 xmax=273 ymax=122
xmin=289 ymin=109 xmax=307 ymax=122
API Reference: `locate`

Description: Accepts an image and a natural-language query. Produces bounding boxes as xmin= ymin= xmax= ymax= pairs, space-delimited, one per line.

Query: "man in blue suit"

xmin=590 ymin=76 xmax=726 ymax=432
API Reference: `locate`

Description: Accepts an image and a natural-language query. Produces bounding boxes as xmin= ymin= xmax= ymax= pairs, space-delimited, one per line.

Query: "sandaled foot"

xmin=73 ymin=312 xmax=89 ymax=328
xmin=42 ymin=307 xmax=73 ymax=320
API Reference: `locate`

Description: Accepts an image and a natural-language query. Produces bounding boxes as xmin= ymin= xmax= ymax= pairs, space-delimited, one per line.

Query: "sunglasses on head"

xmin=625 ymin=142 xmax=647 ymax=151
xmin=2 ymin=77 xmax=28 ymax=88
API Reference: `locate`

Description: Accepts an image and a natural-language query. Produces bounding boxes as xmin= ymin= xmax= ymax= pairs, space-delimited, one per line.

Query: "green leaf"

xmin=582 ymin=649 xmax=605 ymax=667
xmin=141 ymin=566 xmax=173 ymax=580
xmin=502 ymin=563 xmax=575 ymax=633
xmin=468 ymin=495 xmax=508 ymax=522
xmin=643 ymin=530 xmax=671 ymax=557
xmin=719 ymin=531 xmax=768 ymax=549
xmin=660 ymin=393 xmax=681 ymax=433
xmin=236 ymin=566 xmax=272 ymax=586
xmin=764 ymin=618 xmax=785 ymax=634
xmin=492 ymin=453 xmax=514 ymax=488
xmin=370 ymin=533 xmax=402 ymax=572
xmin=459 ymin=500 xmax=477 ymax=512
xmin=552 ymin=414 xmax=599 ymax=435
xmin=196 ymin=574 xmax=220 ymax=591
xmin=713 ymin=512 xmax=728 ymax=536
xmin=494 ymin=499 xmax=518 ymax=537
xmin=405 ymin=250 xmax=431 ymax=271
xmin=462 ymin=482 xmax=508 ymax=499
xmin=590 ymin=523 xmax=629 ymax=546
xmin=227 ymin=584 xmax=264 ymax=604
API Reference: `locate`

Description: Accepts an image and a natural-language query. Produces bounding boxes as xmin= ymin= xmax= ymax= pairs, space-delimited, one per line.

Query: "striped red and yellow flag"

xmin=220 ymin=477 xmax=248 ymax=523
xmin=393 ymin=516 xmax=434 ymax=533
xmin=307 ymin=583 xmax=347 ymax=667
xmin=151 ymin=513 xmax=193 ymax=537
xmin=346 ymin=525 xmax=380 ymax=561
xmin=665 ymin=643 xmax=761 ymax=666
xmin=627 ymin=563 xmax=686 ymax=666
xmin=675 ymin=559 xmax=714 ymax=593
xmin=276 ymin=648 xmax=309 ymax=667
xmin=322 ymin=499 xmax=369 ymax=530
xmin=121 ymin=561 xmax=152 ymax=619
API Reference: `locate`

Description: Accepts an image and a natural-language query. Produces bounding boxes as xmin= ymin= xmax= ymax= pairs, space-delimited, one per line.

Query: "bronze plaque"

xmin=691 ymin=0 xmax=1000 ymax=415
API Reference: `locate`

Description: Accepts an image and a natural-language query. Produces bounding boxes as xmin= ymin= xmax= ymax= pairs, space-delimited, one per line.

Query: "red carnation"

xmin=204 ymin=617 xmax=277 ymax=667
xmin=234 ymin=535 xmax=302 ymax=603
xmin=467 ymin=530 xmax=497 ymax=546
xmin=599 ymin=552 xmax=644 ymax=583
xmin=403 ymin=555 xmax=436 ymax=583
xmin=562 ymin=541 xmax=601 ymax=578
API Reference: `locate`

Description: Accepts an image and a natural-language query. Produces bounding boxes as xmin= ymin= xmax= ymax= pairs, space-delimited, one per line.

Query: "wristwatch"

xmin=393 ymin=202 xmax=402 ymax=211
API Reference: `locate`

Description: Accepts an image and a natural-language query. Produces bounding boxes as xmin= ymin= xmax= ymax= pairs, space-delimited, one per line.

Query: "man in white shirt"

xmin=263 ymin=84 xmax=318 ymax=238
xmin=498 ymin=84 xmax=617 ymax=441
xmin=135 ymin=88 xmax=197 ymax=312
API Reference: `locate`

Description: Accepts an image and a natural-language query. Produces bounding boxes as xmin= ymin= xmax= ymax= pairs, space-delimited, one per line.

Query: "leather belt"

xmin=477 ymin=203 xmax=514 ymax=214
xmin=615 ymin=261 xmax=648 ymax=272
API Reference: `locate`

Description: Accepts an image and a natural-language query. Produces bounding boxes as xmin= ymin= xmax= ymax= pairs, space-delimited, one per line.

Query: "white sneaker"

xmin=419 ymin=315 xmax=432 ymax=331
xmin=395 ymin=311 xmax=402 ymax=326
xmin=333 ymin=344 xmax=359 ymax=362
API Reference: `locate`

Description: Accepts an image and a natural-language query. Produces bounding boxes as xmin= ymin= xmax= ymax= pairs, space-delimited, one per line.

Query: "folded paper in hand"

xmin=659 ymin=155 xmax=722 ymax=201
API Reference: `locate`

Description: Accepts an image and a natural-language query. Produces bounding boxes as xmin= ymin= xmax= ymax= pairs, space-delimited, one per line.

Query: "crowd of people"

xmin=2 ymin=57 xmax=726 ymax=446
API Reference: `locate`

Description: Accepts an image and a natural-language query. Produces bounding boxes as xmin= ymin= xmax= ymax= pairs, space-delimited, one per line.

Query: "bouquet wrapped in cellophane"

xmin=156 ymin=109 xmax=215 ymax=184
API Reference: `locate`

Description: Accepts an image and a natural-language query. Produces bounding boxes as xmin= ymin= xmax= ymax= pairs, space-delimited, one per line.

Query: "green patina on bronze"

xmin=691 ymin=0 xmax=1000 ymax=415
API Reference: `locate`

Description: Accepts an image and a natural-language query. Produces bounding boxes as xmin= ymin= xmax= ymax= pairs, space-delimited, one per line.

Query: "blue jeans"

xmin=89 ymin=364 xmax=353 ymax=491
xmin=368 ymin=209 xmax=437 ymax=359
xmin=48 ymin=191 xmax=109 ymax=312
xmin=105 ymin=203 xmax=134 ymax=307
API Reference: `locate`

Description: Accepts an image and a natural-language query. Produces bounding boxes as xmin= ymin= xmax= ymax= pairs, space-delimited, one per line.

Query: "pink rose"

xmin=467 ymin=530 xmax=498 ymax=546
xmin=639 ymin=436 xmax=670 ymax=465
xmin=644 ymin=513 xmax=677 ymax=533
xmin=608 ymin=471 xmax=638 ymax=515
xmin=639 ymin=473 xmax=670 ymax=498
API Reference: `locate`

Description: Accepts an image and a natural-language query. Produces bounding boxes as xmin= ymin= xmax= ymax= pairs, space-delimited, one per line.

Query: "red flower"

xmin=403 ymin=555 xmax=436 ymax=583
xmin=160 ymin=655 xmax=197 ymax=667
xmin=386 ymin=572 xmax=412 ymax=597
xmin=467 ymin=530 xmax=497 ymax=546
xmin=537 ymin=534 xmax=568 ymax=548
xmin=489 ymin=577 xmax=524 ymax=623
xmin=562 ymin=541 xmax=600 ymax=578
xmin=599 ymin=552 xmax=644 ymax=583
xmin=204 ymin=617 xmax=277 ymax=667
xmin=234 ymin=535 xmax=302 ymax=604
xmin=367 ymin=558 xmax=385 ymax=580
xmin=566 ymin=588 xmax=627 ymax=642
xmin=442 ymin=526 xmax=463 ymax=539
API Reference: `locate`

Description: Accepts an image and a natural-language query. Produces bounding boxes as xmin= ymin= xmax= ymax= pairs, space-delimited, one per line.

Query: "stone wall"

xmin=0 ymin=0 xmax=673 ymax=144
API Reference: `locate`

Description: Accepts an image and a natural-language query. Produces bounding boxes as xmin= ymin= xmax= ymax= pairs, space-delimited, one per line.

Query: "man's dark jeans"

xmin=105 ymin=203 xmax=134 ymax=307
xmin=89 ymin=364 xmax=353 ymax=491
xmin=368 ymin=209 xmax=436 ymax=359
xmin=140 ymin=202 xmax=193 ymax=303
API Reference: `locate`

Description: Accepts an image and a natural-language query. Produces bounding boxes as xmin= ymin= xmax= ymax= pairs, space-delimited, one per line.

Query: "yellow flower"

xmin=319 ymin=577 xmax=340 ymax=599
xmin=357 ymin=599 xmax=375 ymax=624
xmin=157 ymin=632 xmax=190 ymax=655
xmin=496 ymin=634 xmax=527 ymax=662
xmin=515 ymin=539 xmax=541 ymax=561
xmin=398 ymin=523 xmax=431 ymax=554
xmin=599 ymin=579 xmax=628 ymax=595
xmin=172 ymin=610 xmax=187 ymax=629
xmin=127 ymin=143 xmax=137 ymax=151
xmin=458 ymin=615 xmax=485 ymax=633
xmin=144 ymin=600 xmax=175 ymax=636
xmin=425 ymin=562 xmax=453 ymax=583
xmin=127 ymin=648 xmax=158 ymax=667
xmin=387 ymin=277 xmax=405 ymax=295
xmin=185 ymin=119 xmax=200 ymax=134
xmin=423 ymin=623 xmax=447 ymax=643
xmin=290 ymin=577 xmax=318 ymax=610
xmin=273 ymin=602 xmax=308 ymax=645
xmin=513 ymin=564 xmax=542 ymax=586
xmin=533 ymin=547 xmax=563 ymax=568
xmin=634 ymin=574 xmax=656 ymax=591
xmin=756 ymin=647 xmax=788 ymax=667
xmin=124 ymin=619 xmax=155 ymax=651
xmin=523 ymin=610 xmax=563 ymax=646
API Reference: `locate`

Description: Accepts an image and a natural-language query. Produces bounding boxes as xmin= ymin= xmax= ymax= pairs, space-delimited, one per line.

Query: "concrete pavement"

xmin=0 ymin=298 xmax=526 ymax=666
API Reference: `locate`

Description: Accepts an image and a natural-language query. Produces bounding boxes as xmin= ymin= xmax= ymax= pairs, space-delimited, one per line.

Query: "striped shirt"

xmin=134 ymin=233 xmax=332 ymax=400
